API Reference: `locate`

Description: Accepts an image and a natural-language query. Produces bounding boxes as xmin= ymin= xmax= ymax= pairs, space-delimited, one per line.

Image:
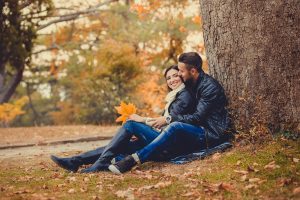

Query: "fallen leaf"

xmin=83 ymin=177 xmax=90 ymax=182
xmin=264 ymin=161 xmax=280 ymax=170
xmin=115 ymin=188 xmax=135 ymax=200
xmin=68 ymin=188 xmax=75 ymax=193
xmin=293 ymin=158 xmax=299 ymax=163
xmin=234 ymin=170 xmax=248 ymax=175
xmin=247 ymin=165 xmax=259 ymax=172
xmin=219 ymin=183 xmax=235 ymax=192
xmin=212 ymin=153 xmax=221 ymax=160
xmin=80 ymin=187 xmax=87 ymax=193
xmin=203 ymin=184 xmax=219 ymax=193
xmin=293 ymin=187 xmax=300 ymax=196
xmin=249 ymin=178 xmax=261 ymax=183
xmin=57 ymin=183 xmax=65 ymax=188
xmin=277 ymin=178 xmax=292 ymax=187
xmin=240 ymin=175 xmax=248 ymax=182
xmin=68 ymin=176 xmax=76 ymax=182
xmin=236 ymin=160 xmax=242 ymax=166
xmin=138 ymin=185 xmax=154 ymax=192
xmin=181 ymin=191 xmax=199 ymax=197
xmin=14 ymin=189 xmax=30 ymax=194
xmin=244 ymin=184 xmax=257 ymax=190
xmin=92 ymin=196 xmax=100 ymax=200
xmin=154 ymin=181 xmax=172 ymax=189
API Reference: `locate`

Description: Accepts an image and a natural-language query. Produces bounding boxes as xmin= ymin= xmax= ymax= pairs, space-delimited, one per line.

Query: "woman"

xmin=51 ymin=65 xmax=195 ymax=173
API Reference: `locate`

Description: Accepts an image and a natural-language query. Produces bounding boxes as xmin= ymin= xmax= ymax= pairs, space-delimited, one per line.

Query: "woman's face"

xmin=166 ymin=69 xmax=183 ymax=90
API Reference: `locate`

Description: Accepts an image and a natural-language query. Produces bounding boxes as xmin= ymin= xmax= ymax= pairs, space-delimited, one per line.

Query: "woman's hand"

xmin=151 ymin=116 xmax=167 ymax=129
xmin=128 ymin=114 xmax=145 ymax=123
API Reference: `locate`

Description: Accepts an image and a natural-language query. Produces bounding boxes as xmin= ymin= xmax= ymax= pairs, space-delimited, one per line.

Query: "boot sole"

xmin=108 ymin=164 xmax=122 ymax=175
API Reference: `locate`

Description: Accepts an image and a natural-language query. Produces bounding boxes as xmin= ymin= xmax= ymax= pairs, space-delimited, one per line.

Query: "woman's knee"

xmin=123 ymin=120 xmax=146 ymax=131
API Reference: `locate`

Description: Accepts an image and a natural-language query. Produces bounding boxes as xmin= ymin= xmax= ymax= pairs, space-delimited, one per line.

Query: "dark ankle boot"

xmin=80 ymin=157 xmax=111 ymax=173
xmin=108 ymin=155 xmax=137 ymax=174
xmin=81 ymin=126 xmax=133 ymax=173
xmin=50 ymin=155 xmax=81 ymax=172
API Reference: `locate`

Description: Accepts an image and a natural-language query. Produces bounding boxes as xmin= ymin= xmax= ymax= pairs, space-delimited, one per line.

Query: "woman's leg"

xmin=81 ymin=121 xmax=160 ymax=173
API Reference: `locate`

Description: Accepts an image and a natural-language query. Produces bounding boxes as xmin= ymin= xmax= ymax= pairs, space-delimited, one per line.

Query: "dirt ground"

xmin=0 ymin=125 xmax=118 ymax=147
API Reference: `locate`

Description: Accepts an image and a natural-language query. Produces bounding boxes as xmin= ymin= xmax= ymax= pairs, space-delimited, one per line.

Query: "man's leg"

xmin=109 ymin=122 xmax=206 ymax=174
xmin=81 ymin=121 xmax=160 ymax=173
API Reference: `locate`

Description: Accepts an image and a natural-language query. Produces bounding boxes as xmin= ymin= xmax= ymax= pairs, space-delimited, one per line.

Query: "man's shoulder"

xmin=198 ymin=73 xmax=223 ymax=91
xmin=177 ymin=88 xmax=194 ymax=99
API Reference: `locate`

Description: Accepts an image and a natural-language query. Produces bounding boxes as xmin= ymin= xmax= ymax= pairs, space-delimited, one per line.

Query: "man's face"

xmin=178 ymin=62 xmax=193 ymax=83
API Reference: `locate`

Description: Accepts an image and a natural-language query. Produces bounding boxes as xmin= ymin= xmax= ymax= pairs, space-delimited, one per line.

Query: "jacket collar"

xmin=188 ymin=70 xmax=205 ymax=92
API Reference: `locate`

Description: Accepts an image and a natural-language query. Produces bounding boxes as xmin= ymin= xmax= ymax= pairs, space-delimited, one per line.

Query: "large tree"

xmin=199 ymin=0 xmax=300 ymax=134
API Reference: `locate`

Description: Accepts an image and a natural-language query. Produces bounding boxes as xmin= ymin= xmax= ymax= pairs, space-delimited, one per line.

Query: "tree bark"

xmin=199 ymin=0 xmax=300 ymax=133
xmin=0 ymin=66 xmax=24 ymax=103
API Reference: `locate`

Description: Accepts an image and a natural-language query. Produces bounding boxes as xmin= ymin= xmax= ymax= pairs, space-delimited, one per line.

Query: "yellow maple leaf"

xmin=115 ymin=102 xmax=137 ymax=124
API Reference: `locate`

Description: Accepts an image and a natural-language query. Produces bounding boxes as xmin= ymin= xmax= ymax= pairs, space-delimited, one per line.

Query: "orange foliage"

xmin=136 ymin=72 xmax=167 ymax=117
xmin=179 ymin=26 xmax=187 ymax=33
xmin=192 ymin=15 xmax=201 ymax=24
xmin=49 ymin=101 xmax=80 ymax=125
xmin=0 ymin=97 xmax=28 ymax=126
xmin=115 ymin=102 xmax=137 ymax=124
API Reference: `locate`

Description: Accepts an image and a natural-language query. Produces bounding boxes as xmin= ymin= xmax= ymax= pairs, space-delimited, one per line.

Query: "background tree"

xmin=11 ymin=0 xmax=203 ymax=126
xmin=199 ymin=0 xmax=300 ymax=136
xmin=0 ymin=0 xmax=52 ymax=103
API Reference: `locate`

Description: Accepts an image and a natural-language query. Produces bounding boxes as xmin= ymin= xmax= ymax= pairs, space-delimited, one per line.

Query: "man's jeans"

xmin=136 ymin=122 xmax=206 ymax=163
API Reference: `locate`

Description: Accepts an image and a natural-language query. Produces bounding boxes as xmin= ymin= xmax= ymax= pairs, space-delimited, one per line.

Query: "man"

xmin=109 ymin=52 xmax=233 ymax=174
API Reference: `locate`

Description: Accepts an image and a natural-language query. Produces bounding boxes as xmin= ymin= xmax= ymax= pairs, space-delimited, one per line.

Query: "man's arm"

xmin=171 ymin=82 xmax=221 ymax=125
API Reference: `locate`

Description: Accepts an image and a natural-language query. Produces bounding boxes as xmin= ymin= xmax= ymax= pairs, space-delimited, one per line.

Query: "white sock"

xmin=131 ymin=153 xmax=141 ymax=164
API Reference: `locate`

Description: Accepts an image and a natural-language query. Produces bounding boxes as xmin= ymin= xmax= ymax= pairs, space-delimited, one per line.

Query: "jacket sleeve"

xmin=171 ymin=81 xmax=221 ymax=125
xmin=169 ymin=91 xmax=193 ymax=116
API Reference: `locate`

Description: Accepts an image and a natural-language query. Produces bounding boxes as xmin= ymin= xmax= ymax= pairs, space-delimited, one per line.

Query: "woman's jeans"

xmin=74 ymin=121 xmax=160 ymax=164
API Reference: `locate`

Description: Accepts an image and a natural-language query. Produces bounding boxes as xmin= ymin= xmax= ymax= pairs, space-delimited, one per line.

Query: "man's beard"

xmin=183 ymin=77 xmax=194 ymax=88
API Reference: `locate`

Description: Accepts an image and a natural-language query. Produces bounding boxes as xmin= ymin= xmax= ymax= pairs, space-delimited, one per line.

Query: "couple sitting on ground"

xmin=51 ymin=52 xmax=234 ymax=174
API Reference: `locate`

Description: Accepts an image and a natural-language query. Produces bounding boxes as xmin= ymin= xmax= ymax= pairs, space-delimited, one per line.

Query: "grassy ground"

xmin=0 ymin=138 xmax=299 ymax=200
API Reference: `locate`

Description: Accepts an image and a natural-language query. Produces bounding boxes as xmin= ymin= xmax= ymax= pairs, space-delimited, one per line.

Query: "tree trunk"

xmin=0 ymin=66 xmax=24 ymax=103
xmin=199 ymin=0 xmax=300 ymax=133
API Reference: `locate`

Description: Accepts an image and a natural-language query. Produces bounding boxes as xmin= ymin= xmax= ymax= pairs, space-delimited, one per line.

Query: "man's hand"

xmin=151 ymin=116 xmax=167 ymax=129
xmin=128 ymin=114 xmax=145 ymax=123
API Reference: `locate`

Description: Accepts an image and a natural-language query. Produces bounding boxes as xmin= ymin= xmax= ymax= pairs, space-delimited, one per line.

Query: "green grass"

xmin=0 ymin=139 xmax=299 ymax=199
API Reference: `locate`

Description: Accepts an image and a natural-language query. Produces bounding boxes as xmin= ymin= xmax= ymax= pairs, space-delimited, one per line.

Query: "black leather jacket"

xmin=167 ymin=88 xmax=195 ymax=116
xmin=171 ymin=71 xmax=233 ymax=148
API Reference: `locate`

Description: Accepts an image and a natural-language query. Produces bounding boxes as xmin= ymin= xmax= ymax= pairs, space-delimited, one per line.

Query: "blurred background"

xmin=1 ymin=0 xmax=206 ymax=127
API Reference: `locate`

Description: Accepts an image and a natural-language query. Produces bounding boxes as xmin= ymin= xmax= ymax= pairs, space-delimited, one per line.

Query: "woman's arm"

xmin=128 ymin=114 xmax=147 ymax=123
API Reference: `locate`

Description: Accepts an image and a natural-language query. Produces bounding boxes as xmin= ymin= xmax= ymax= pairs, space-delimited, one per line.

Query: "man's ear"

xmin=190 ymin=68 xmax=197 ymax=75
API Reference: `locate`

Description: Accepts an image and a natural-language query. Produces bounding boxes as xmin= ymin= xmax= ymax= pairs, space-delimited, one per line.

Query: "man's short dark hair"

xmin=178 ymin=52 xmax=202 ymax=72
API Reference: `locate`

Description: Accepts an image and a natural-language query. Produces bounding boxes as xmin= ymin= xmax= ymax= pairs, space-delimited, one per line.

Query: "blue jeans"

xmin=136 ymin=122 xmax=206 ymax=163
xmin=71 ymin=121 xmax=160 ymax=165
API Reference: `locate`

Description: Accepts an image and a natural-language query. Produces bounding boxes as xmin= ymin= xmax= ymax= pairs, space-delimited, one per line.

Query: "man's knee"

xmin=168 ymin=121 xmax=185 ymax=130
